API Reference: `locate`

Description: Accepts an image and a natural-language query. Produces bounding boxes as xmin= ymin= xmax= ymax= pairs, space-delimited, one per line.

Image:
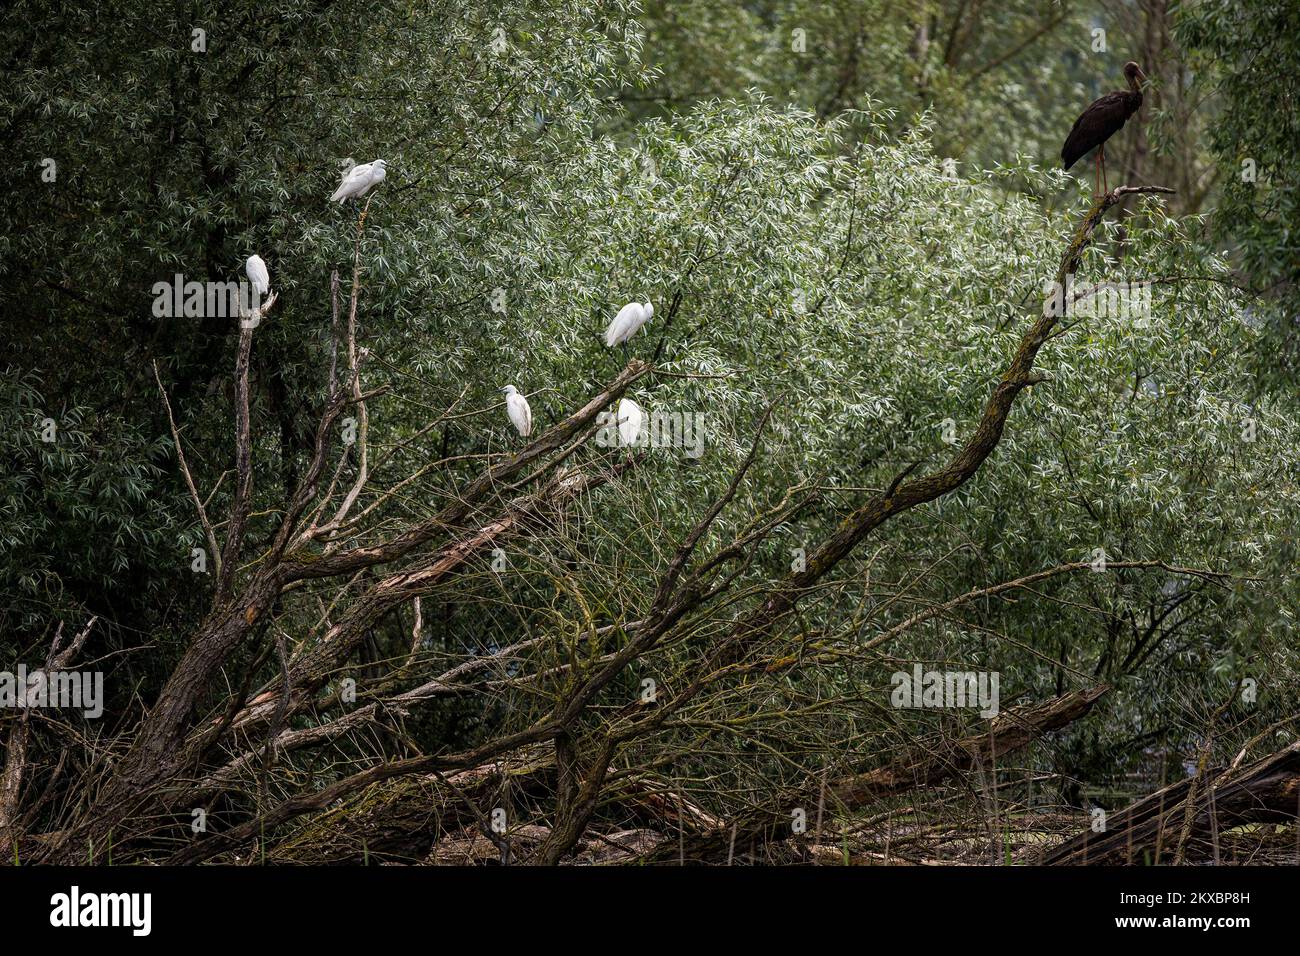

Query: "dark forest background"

xmin=1 ymin=0 xmax=1297 ymax=864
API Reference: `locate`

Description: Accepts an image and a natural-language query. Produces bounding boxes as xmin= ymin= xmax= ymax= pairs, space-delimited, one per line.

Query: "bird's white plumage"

xmin=330 ymin=159 xmax=388 ymax=203
xmin=245 ymin=254 xmax=270 ymax=296
xmin=502 ymin=385 xmax=532 ymax=437
xmin=616 ymin=398 xmax=643 ymax=447
xmin=604 ymin=301 xmax=654 ymax=348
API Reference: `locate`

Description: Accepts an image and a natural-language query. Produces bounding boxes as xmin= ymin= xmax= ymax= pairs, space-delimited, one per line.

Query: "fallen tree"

xmin=1034 ymin=738 xmax=1300 ymax=865
xmin=634 ymin=685 xmax=1110 ymax=864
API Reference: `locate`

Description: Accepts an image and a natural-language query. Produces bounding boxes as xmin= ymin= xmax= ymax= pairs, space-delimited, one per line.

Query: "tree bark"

xmin=1034 ymin=740 xmax=1300 ymax=865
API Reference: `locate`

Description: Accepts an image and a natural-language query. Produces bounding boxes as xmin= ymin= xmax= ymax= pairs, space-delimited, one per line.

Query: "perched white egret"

xmin=604 ymin=301 xmax=654 ymax=348
xmin=245 ymin=254 xmax=270 ymax=296
xmin=502 ymin=385 xmax=532 ymax=437
xmin=330 ymin=159 xmax=388 ymax=203
xmin=616 ymin=397 xmax=643 ymax=447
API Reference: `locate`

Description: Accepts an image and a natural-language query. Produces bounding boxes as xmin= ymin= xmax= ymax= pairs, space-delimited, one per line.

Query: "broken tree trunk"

xmin=637 ymin=684 xmax=1110 ymax=863
xmin=1033 ymin=739 xmax=1300 ymax=865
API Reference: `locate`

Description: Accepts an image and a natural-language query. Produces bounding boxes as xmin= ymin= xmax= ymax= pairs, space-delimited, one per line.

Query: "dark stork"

xmin=1062 ymin=62 xmax=1146 ymax=195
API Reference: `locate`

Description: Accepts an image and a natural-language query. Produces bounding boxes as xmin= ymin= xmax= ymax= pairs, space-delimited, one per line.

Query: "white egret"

xmin=616 ymin=397 xmax=643 ymax=447
xmin=502 ymin=385 xmax=532 ymax=437
xmin=245 ymin=254 xmax=270 ymax=296
xmin=330 ymin=159 xmax=388 ymax=203
xmin=604 ymin=301 xmax=654 ymax=348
